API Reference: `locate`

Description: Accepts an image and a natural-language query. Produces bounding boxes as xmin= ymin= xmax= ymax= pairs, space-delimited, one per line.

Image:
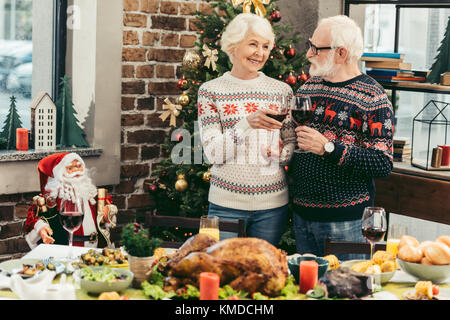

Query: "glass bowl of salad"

xmin=76 ymin=267 xmax=134 ymax=294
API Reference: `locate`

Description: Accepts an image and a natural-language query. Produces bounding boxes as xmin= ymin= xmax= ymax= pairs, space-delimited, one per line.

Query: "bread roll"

xmin=420 ymin=256 xmax=433 ymax=265
xmin=418 ymin=240 xmax=434 ymax=252
xmin=398 ymin=235 xmax=419 ymax=249
xmin=435 ymin=236 xmax=450 ymax=248
xmin=424 ymin=242 xmax=450 ymax=265
xmin=398 ymin=245 xmax=423 ymax=263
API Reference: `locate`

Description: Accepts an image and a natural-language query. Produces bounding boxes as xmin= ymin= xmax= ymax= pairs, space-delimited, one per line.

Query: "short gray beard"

xmin=309 ymin=50 xmax=338 ymax=79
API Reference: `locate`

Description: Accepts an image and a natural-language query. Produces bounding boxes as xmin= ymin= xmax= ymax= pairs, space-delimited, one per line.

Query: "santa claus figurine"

xmin=24 ymin=152 xmax=118 ymax=249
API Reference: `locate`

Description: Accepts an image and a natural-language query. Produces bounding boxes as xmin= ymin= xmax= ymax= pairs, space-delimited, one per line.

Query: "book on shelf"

xmin=362 ymin=52 xmax=405 ymax=59
xmin=366 ymin=68 xmax=414 ymax=77
xmin=393 ymin=137 xmax=411 ymax=146
xmin=365 ymin=60 xmax=412 ymax=70
xmin=361 ymin=56 xmax=403 ymax=62
xmin=371 ymin=75 xmax=426 ymax=82
xmin=394 ymin=146 xmax=412 ymax=154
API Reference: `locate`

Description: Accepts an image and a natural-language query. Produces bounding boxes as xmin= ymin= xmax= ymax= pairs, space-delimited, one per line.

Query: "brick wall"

xmin=114 ymin=0 xmax=211 ymax=233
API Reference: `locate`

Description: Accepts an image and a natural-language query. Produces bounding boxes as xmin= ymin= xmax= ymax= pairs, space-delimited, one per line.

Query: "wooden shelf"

xmin=380 ymin=81 xmax=450 ymax=95
xmin=393 ymin=160 xmax=450 ymax=182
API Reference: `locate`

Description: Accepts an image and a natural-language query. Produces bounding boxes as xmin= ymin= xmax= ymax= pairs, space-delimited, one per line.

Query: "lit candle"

xmin=199 ymin=272 xmax=220 ymax=300
xmin=299 ymin=260 xmax=318 ymax=294
xmin=16 ymin=128 xmax=28 ymax=151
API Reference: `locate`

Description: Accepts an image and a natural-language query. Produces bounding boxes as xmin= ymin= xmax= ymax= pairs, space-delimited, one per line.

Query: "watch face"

xmin=325 ymin=142 xmax=334 ymax=153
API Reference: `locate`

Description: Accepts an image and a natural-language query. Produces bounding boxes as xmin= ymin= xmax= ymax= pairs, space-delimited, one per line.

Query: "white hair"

xmin=220 ymin=13 xmax=275 ymax=63
xmin=318 ymin=15 xmax=363 ymax=64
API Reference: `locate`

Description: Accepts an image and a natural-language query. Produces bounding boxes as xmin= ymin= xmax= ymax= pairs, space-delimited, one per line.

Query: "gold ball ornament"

xmin=177 ymin=93 xmax=190 ymax=107
xmin=202 ymin=170 xmax=211 ymax=182
xmin=183 ymin=50 xmax=201 ymax=70
xmin=175 ymin=174 xmax=188 ymax=192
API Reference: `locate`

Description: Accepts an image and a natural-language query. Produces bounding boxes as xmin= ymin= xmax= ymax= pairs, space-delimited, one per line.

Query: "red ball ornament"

xmin=284 ymin=74 xmax=297 ymax=86
xmin=285 ymin=47 xmax=296 ymax=58
xmin=269 ymin=10 xmax=281 ymax=22
xmin=175 ymin=133 xmax=183 ymax=142
xmin=149 ymin=184 xmax=158 ymax=192
xmin=298 ymin=72 xmax=308 ymax=83
xmin=177 ymin=78 xmax=188 ymax=90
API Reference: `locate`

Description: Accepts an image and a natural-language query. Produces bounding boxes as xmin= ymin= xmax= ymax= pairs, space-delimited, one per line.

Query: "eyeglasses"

xmin=306 ymin=39 xmax=335 ymax=55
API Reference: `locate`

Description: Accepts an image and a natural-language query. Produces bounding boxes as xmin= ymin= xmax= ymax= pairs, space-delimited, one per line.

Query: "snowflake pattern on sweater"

xmin=290 ymin=74 xmax=394 ymax=215
xmin=197 ymin=72 xmax=297 ymax=211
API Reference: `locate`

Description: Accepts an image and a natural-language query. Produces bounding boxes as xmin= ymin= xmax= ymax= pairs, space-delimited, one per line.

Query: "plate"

xmin=402 ymin=287 xmax=450 ymax=300
xmin=0 ymin=259 xmax=65 ymax=278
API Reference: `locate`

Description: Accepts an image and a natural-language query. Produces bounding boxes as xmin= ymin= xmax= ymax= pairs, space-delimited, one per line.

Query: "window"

xmin=0 ymin=0 xmax=33 ymax=130
xmin=357 ymin=5 xmax=450 ymax=143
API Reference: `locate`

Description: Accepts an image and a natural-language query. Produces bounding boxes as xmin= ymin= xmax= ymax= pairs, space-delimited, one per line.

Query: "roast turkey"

xmin=162 ymin=234 xmax=289 ymax=296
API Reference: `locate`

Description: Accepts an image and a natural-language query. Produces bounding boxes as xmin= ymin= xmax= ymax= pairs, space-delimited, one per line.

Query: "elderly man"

xmin=290 ymin=15 xmax=393 ymax=260
xmin=24 ymin=152 xmax=117 ymax=249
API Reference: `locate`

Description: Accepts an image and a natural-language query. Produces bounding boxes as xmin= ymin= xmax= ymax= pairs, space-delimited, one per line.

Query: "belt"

xmin=73 ymin=232 xmax=98 ymax=243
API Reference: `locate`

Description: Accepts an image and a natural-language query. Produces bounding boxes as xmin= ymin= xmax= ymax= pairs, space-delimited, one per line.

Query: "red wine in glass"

xmin=292 ymin=96 xmax=313 ymax=153
xmin=267 ymin=113 xmax=288 ymax=122
xmin=361 ymin=207 xmax=387 ymax=261
xmin=362 ymin=226 xmax=386 ymax=243
xmin=291 ymin=109 xmax=313 ymax=125
xmin=60 ymin=212 xmax=83 ymax=233
xmin=59 ymin=199 xmax=84 ymax=259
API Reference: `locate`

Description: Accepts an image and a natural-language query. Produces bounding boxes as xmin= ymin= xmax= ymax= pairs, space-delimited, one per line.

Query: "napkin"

xmin=9 ymin=270 xmax=76 ymax=300
xmin=0 ymin=273 xmax=11 ymax=290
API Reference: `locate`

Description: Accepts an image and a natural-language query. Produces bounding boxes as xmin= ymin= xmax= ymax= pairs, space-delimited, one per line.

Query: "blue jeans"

xmin=208 ymin=203 xmax=288 ymax=246
xmin=293 ymin=213 xmax=368 ymax=261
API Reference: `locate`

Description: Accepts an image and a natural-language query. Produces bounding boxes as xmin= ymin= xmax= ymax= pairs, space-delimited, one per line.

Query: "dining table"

xmin=0 ymin=244 xmax=449 ymax=300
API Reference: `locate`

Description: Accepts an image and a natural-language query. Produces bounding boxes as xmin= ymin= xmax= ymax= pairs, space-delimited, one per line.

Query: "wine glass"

xmin=59 ymin=198 xmax=84 ymax=260
xmin=292 ymin=95 xmax=313 ymax=153
xmin=265 ymin=95 xmax=289 ymax=148
xmin=361 ymin=207 xmax=387 ymax=261
xmin=199 ymin=215 xmax=220 ymax=240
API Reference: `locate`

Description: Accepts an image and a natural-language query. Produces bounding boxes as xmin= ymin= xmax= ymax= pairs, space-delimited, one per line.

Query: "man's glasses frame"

xmin=306 ymin=39 xmax=336 ymax=55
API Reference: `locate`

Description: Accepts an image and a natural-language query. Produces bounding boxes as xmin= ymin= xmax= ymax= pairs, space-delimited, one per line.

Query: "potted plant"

xmin=121 ymin=222 xmax=162 ymax=288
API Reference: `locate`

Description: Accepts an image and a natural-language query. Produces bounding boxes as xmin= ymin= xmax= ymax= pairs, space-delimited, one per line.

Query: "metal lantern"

xmin=411 ymin=100 xmax=450 ymax=171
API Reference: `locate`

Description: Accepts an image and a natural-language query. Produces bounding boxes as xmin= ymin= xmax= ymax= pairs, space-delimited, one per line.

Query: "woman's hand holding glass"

xmin=246 ymin=109 xmax=283 ymax=130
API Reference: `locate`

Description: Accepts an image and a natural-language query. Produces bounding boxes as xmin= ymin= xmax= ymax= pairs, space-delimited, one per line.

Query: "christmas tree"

xmin=427 ymin=16 xmax=450 ymax=84
xmin=0 ymin=96 xmax=23 ymax=150
xmin=55 ymin=76 xmax=89 ymax=148
xmin=149 ymin=0 xmax=308 ymax=253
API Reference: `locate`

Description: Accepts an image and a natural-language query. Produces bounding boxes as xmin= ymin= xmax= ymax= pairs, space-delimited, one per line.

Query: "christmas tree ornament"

xmin=175 ymin=174 xmax=188 ymax=192
xmin=177 ymin=77 xmax=188 ymax=90
xmin=284 ymin=46 xmax=296 ymax=58
xmin=231 ymin=0 xmax=271 ymax=17
xmin=177 ymin=93 xmax=190 ymax=107
xmin=284 ymin=73 xmax=297 ymax=86
xmin=202 ymin=170 xmax=211 ymax=182
xmin=183 ymin=50 xmax=202 ymax=70
xmin=269 ymin=9 xmax=281 ymax=22
xmin=159 ymin=98 xmax=183 ymax=127
xmin=202 ymin=44 xmax=219 ymax=71
xmin=298 ymin=72 xmax=308 ymax=83
xmin=149 ymin=184 xmax=158 ymax=192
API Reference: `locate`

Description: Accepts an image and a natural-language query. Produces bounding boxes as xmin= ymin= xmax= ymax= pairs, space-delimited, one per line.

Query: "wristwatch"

xmin=323 ymin=140 xmax=335 ymax=157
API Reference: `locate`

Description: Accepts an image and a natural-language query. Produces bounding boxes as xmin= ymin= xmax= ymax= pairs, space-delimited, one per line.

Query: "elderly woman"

xmin=197 ymin=13 xmax=296 ymax=246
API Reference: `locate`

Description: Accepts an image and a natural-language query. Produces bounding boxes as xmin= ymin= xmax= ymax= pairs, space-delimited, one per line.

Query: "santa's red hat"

xmin=37 ymin=152 xmax=84 ymax=194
